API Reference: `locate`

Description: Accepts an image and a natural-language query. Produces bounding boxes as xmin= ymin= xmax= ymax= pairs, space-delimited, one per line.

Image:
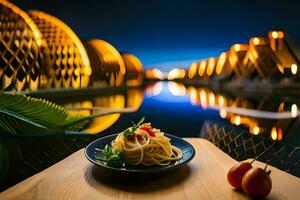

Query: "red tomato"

xmin=227 ymin=162 xmax=252 ymax=189
xmin=140 ymin=126 xmax=156 ymax=137
xmin=136 ymin=134 xmax=144 ymax=141
xmin=242 ymin=167 xmax=272 ymax=198
xmin=127 ymin=135 xmax=135 ymax=142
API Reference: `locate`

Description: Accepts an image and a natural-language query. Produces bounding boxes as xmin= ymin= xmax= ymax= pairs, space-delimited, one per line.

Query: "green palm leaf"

xmin=0 ymin=93 xmax=89 ymax=137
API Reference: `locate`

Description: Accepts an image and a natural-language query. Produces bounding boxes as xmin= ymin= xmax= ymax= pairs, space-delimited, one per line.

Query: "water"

xmin=51 ymin=81 xmax=300 ymax=146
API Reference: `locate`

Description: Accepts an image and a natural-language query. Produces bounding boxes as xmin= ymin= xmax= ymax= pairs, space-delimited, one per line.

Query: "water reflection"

xmin=187 ymin=86 xmax=300 ymax=141
xmin=144 ymin=81 xmax=300 ymax=141
xmin=63 ymin=89 xmax=144 ymax=134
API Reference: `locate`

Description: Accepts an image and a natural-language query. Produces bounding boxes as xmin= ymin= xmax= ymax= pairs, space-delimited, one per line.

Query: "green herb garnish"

xmin=94 ymin=117 xmax=145 ymax=167
xmin=123 ymin=116 xmax=145 ymax=137
xmin=95 ymin=145 xmax=124 ymax=167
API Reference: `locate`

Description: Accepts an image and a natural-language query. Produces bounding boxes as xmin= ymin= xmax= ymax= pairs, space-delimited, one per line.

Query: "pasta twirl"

xmin=112 ymin=123 xmax=182 ymax=166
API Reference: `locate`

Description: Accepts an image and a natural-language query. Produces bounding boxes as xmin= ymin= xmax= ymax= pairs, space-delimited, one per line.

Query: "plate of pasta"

xmin=85 ymin=117 xmax=195 ymax=173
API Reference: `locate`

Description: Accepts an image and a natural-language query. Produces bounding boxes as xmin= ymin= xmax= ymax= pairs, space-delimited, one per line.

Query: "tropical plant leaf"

xmin=0 ymin=93 xmax=89 ymax=136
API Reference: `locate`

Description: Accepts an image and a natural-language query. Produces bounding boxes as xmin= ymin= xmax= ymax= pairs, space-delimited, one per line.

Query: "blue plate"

xmin=85 ymin=133 xmax=195 ymax=174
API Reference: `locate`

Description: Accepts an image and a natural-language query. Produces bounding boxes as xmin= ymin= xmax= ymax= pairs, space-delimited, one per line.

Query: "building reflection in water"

xmin=144 ymin=81 xmax=299 ymax=141
xmin=186 ymin=85 xmax=299 ymax=141
xmin=145 ymin=81 xmax=163 ymax=97
xmin=64 ymin=88 xmax=144 ymax=134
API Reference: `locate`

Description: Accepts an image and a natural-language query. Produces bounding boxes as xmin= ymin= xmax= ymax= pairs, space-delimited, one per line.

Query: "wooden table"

xmin=1 ymin=138 xmax=299 ymax=200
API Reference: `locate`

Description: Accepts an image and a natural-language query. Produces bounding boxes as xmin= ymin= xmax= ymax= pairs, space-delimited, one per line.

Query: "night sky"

xmin=10 ymin=0 xmax=300 ymax=69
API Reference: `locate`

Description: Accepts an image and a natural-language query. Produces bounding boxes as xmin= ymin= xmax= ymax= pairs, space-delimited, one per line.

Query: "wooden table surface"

xmin=1 ymin=138 xmax=299 ymax=200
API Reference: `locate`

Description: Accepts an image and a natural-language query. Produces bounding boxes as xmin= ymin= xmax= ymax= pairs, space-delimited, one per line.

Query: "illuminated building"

xmin=83 ymin=39 xmax=126 ymax=87
xmin=28 ymin=10 xmax=92 ymax=89
xmin=121 ymin=53 xmax=144 ymax=86
xmin=144 ymin=68 xmax=164 ymax=80
xmin=268 ymin=30 xmax=300 ymax=78
xmin=243 ymin=37 xmax=283 ymax=79
xmin=0 ymin=0 xmax=51 ymax=91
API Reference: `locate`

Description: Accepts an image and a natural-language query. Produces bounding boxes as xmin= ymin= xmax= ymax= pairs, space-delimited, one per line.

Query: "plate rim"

xmin=84 ymin=133 xmax=195 ymax=173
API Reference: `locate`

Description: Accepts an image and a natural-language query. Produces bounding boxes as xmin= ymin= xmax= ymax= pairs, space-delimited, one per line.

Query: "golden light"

xmin=168 ymin=68 xmax=186 ymax=80
xmin=234 ymin=44 xmax=241 ymax=52
xmin=218 ymin=96 xmax=225 ymax=107
xmin=29 ymin=10 xmax=93 ymax=88
xmin=271 ymin=127 xmax=277 ymax=140
xmin=234 ymin=116 xmax=241 ymax=125
xmin=198 ymin=60 xmax=206 ymax=77
xmin=0 ymin=1 xmax=51 ymax=91
xmin=83 ymin=95 xmax=125 ymax=134
xmin=277 ymin=128 xmax=283 ymax=141
xmin=219 ymin=108 xmax=227 ymax=118
xmin=83 ymin=39 xmax=125 ymax=87
xmin=200 ymin=89 xmax=207 ymax=109
xmin=122 ymin=53 xmax=144 ymax=86
xmin=145 ymin=81 xmax=163 ymax=97
xmin=291 ymin=64 xmax=297 ymax=75
xmin=2 ymin=1 xmax=44 ymax=46
xmin=253 ymin=126 xmax=260 ymax=135
xmin=271 ymin=31 xmax=278 ymax=39
xmin=189 ymin=87 xmax=198 ymax=105
xmin=206 ymin=58 xmax=215 ymax=76
xmin=291 ymin=104 xmax=298 ymax=118
xmin=168 ymin=82 xmax=186 ymax=96
xmin=152 ymin=68 xmax=164 ymax=80
xmin=278 ymin=102 xmax=285 ymax=112
xmin=216 ymin=52 xmax=226 ymax=75
xmin=29 ymin=10 xmax=92 ymax=87
xmin=253 ymin=37 xmax=260 ymax=45
xmin=126 ymin=89 xmax=144 ymax=110
xmin=188 ymin=62 xmax=198 ymax=79
xmin=278 ymin=31 xmax=284 ymax=38
xmin=208 ymin=92 xmax=215 ymax=106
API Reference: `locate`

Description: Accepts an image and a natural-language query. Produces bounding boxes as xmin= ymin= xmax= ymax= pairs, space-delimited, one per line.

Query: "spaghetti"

xmin=112 ymin=122 xmax=182 ymax=166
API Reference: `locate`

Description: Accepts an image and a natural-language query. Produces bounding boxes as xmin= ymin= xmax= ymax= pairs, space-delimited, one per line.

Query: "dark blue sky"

xmin=11 ymin=0 xmax=300 ymax=68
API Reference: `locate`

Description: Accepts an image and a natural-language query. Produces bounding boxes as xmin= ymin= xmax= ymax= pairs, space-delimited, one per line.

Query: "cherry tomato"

xmin=136 ymin=134 xmax=144 ymax=141
xmin=127 ymin=135 xmax=135 ymax=142
xmin=140 ymin=126 xmax=156 ymax=137
xmin=227 ymin=162 xmax=252 ymax=189
xmin=242 ymin=167 xmax=272 ymax=198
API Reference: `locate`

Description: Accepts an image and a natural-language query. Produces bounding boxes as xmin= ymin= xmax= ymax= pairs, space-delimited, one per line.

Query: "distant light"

xmin=253 ymin=37 xmax=260 ymax=45
xmin=291 ymin=64 xmax=297 ymax=75
xmin=168 ymin=82 xmax=186 ymax=96
xmin=253 ymin=126 xmax=260 ymax=135
xmin=218 ymin=96 xmax=225 ymax=107
xmin=198 ymin=61 xmax=206 ymax=77
xmin=278 ymin=102 xmax=285 ymax=112
xmin=271 ymin=31 xmax=278 ymax=39
xmin=189 ymin=87 xmax=198 ymax=105
xmin=208 ymin=92 xmax=215 ymax=106
xmin=145 ymin=81 xmax=163 ymax=97
xmin=271 ymin=127 xmax=277 ymax=140
xmin=206 ymin=58 xmax=215 ymax=76
xmin=152 ymin=68 xmax=164 ymax=80
xmin=200 ymin=89 xmax=207 ymax=109
xmin=278 ymin=31 xmax=284 ymax=38
xmin=291 ymin=104 xmax=298 ymax=118
xmin=188 ymin=63 xmax=198 ymax=79
xmin=219 ymin=109 xmax=227 ymax=118
xmin=168 ymin=68 xmax=186 ymax=80
xmin=234 ymin=44 xmax=241 ymax=52
xmin=277 ymin=128 xmax=283 ymax=141
xmin=216 ymin=52 xmax=226 ymax=75
xmin=234 ymin=116 xmax=241 ymax=125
